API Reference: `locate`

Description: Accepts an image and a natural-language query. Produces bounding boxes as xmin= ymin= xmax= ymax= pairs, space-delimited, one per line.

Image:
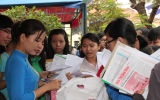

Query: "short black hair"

xmin=141 ymin=46 xmax=153 ymax=55
xmin=97 ymin=32 xmax=105 ymax=39
xmin=104 ymin=17 xmax=137 ymax=47
xmin=136 ymin=27 xmax=150 ymax=38
xmin=80 ymin=33 xmax=100 ymax=58
xmin=148 ymin=26 xmax=160 ymax=41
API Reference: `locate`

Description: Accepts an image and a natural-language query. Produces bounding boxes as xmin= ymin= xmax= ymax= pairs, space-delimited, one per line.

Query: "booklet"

xmin=101 ymin=41 xmax=159 ymax=98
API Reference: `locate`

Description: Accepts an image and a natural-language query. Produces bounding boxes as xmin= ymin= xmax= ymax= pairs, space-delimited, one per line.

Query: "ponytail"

xmin=11 ymin=21 xmax=21 ymax=44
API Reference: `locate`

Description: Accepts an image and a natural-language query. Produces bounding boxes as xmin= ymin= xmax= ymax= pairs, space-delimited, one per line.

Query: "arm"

xmin=0 ymin=55 xmax=7 ymax=90
xmin=0 ymin=72 xmax=6 ymax=90
xmin=6 ymin=61 xmax=36 ymax=100
xmin=34 ymin=79 xmax=61 ymax=98
xmin=132 ymin=93 xmax=145 ymax=100
xmin=147 ymin=68 xmax=160 ymax=100
xmin=106 ymin=85 xmax=132 ymax=100
xmin=6 ymin=61 xmax=61 ymax=100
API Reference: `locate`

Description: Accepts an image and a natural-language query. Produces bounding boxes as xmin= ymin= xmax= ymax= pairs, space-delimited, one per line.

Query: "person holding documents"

xmin=5 ymin=19 xmax=61 ymax=100
xmin=46 ymin=29 xmax=70 ymax=59
xmin=79 ymin=33 xmax=101 ymax=77
xmin=104 ymin=17 xmax=137 ymax=100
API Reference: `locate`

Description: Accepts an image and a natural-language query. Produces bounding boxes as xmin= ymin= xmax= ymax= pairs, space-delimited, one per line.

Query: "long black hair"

xmin=47 ymin=29 xmax=69 ymax=59
xmin=11 ymin=19 xmax=46 ymax=45
xmin=28 ymin=37 xmax=48 ymax=71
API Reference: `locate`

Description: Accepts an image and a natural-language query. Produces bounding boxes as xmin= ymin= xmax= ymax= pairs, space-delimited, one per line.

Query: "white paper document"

xmin=112 ymin=54 xmax=158 ymax=95
xmin=101 ymin=41 xmax=160 ymax=98
xmin=97 ymin=49 xmax=111 ymax=67
xmin=54 ymin=71 xmax=69 ymax=86
xmin=48 ymin=54 xmax=70 ymax=71
xmin=63 ymin=54 xmax=84 ymax=76
xmin=151 ymin=48 xmax=160 ymax=60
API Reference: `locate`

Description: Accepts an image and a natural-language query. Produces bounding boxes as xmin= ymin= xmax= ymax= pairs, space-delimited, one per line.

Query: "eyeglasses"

xmin=106 ymin=39 xmax=116 ymax=47
xmin=100 ymin=39 xmax=106 ymax=43
xmin=0 ymin=28 xmax=11 ymax=34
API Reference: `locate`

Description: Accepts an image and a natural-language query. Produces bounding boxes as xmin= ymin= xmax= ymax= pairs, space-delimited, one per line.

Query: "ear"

xmin=98 ymin=44 xmax=101 ymax=50
xmin=117 ymin=37 xmax=123 ymax=43
xmin=20 ymin=33 xmax=25 ymax=43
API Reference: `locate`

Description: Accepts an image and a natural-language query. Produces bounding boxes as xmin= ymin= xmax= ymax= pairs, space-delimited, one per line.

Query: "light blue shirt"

xmin=5 ymin=50 xmax=40 ymax=100
xmin=0 ymin=52 xmax=9 ymax=100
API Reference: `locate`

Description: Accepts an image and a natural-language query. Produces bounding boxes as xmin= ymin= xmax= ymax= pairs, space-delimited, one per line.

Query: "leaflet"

xmin=101 ymin=41 xmax=159 ymax=98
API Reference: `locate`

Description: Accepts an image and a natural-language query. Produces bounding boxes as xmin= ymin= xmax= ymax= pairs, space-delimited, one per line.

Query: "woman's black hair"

xmin=97 ymin=32 xmax=105 ymax=39
xmin=104 ymin=17 xmax=137 ymax=47
xmin=137 ymin=35 xmax=148 ymax=50
xmin=0 ymin=15 xmax=14 ymax=53
xmin=0 ymin=46 xmax=5 ymax=54
xmin=0 ymin=92 xmax=6 ymax=100
xmin=80 ymin=33 xmax=100 ymax=58
xmin=47 ymin=29 xmax=69 ymax=59
xmin=11 ymin=19 xmax=46 ymax=44
xmin=141 ymin=46 xmax=153 ymax=55
xmin=151 ymin=46 xmax=160 ymax=52
xmin=28 ymin=37 xmax=48 ymax=71
xmin=148 ymin=26 xmax=160 ymax=41
xmin=136 ymin=27 xmax=150 ymax=38
xmin=0 ymin=14 xmax=14 ymax=29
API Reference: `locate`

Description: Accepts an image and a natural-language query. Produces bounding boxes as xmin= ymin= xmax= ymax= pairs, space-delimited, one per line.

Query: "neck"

xmin=86 ymin=56 xmax=97 ymax=67
xmin=6 ymin=49 xmax=13 ymax=55
xmin=15 ymin=44 xmax=26 ymax=55
xmin=55 ymin=51 xmax=64 ymax=54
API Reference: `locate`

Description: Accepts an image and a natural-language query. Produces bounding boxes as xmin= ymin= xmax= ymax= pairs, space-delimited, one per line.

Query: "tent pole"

xmin=81 ymin=3 xmax=87 ymax=35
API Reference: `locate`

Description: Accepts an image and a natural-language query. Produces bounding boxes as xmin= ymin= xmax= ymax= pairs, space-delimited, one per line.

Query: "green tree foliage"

xmin=130 ymin=0 xmax=159 ymax=29
xmin=1 ymin=6 xmax=62 ymax=35
xmin=87 ymin=0 xmax=128 ymax=33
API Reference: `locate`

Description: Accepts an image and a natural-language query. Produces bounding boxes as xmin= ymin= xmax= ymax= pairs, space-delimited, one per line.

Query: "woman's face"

xmin=100 ymin=35 xmax=107 ymax=49
xmin=81 ymin=38 xmax=100 ymax=59
xmin=0 ymin=28 xmax=11 ymax=46
xmin=21 ymin=32 xmax=45 ymax=56
xmin=51 ymin=34 xmax=66 ymax=54
xmin=106 ymin=35 xmax=117 ymax=52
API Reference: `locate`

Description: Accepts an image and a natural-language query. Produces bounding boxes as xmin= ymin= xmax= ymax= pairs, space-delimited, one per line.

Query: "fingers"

xmin=82 ymin=75 xmax=93 ymax=78
xmin=49 ymin=71 xmax=55 ymax=74
xmin=134 ymin=88 xmax=145 ymax=94
xmin=47 ymin=71 xmax=55 ymax=78
xmin=66 ymin=72 xmax=72 ymax=80
xmin=138 ymin=88 xmax=145 ymax=94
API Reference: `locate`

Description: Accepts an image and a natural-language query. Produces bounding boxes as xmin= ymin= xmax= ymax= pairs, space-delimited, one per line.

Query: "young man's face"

xmin=149 ymin=39 xmax=160 ymax=46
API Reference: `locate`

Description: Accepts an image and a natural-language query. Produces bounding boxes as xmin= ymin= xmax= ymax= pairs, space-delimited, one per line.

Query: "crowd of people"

xmin=0 ymin=14 xmax=160 ymax=100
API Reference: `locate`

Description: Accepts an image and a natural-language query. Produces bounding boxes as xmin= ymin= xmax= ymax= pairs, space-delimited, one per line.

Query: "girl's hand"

xmin=82 ymin=75 xmax=93 ymax=78
xmin=66 ymin=72 xmax=73 ymax=80
xmin=45 ymin=79 xmax=62 ymax=91
xmin=135 ymin=88 xmax=145 ymax=94
xmin=39 ymin=71 xmax=55 ymax=78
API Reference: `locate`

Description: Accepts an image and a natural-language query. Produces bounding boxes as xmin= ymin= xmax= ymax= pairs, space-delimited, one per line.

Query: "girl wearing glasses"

xmin=0 ymin=15 xmax=14 ymax=54
xmin=104 ymin=17 xmax=137 ymax=100
xmin=97 ymin=32 xmax=107 ymax=51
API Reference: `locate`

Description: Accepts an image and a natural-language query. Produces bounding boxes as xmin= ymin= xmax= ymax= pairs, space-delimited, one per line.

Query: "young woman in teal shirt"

xmin=5 ymin=19 xmax=61 ymax=100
